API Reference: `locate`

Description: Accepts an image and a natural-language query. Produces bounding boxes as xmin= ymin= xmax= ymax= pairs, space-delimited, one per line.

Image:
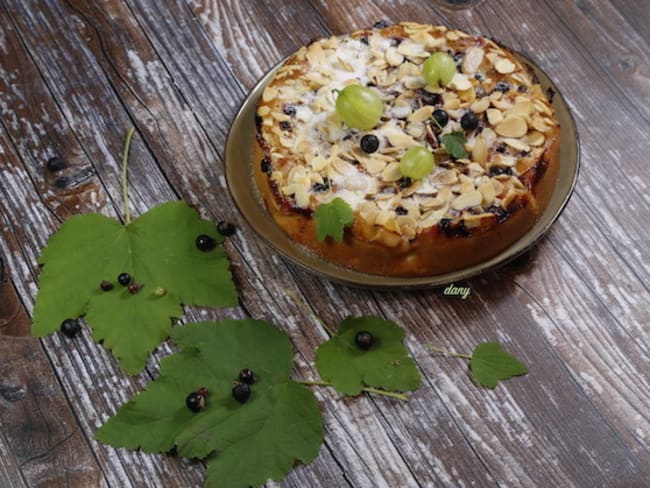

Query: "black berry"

xmin=232 ymin=383 xmax=251 ymax=403
xmin=260 ymin=157 xmax=272 ymax=174
xmin=395 ymin=206 xmax=408 ymax=216
xmin=439 ymin=218 xmax=453 ymax=236
xmin=360 ymin=134 xmax=380 ymax=153
xmin=495 ymin=81 xmax=510 ymax=93
xmin=355 ymin=331 xmax=374 ymax=350
xmin=279 ymin=120 xmax=292 ymax=131
xmin=311 ymin=179 xmax=330 ymax=193
xmin=359 ymin=36 xmax=369 ymax=45
xmin=128 ymin=283 xmax=141 ymax=294
xmin=100 ymin=280 xmax=113 ymax=291
xmin=118 ymin=273 xmax=131 ymax=286
xmin=474 ymin=73 xmax=484 ymax=81
xmin=488 ymin=166 xmax=513 ymax=177
xmin=186 ymin=391 xmax=205 ymax=412
xmin=282 ymin=105 xmax=296 ymax=117
xmin=239 ymin=368 xmax=255 ymax=385
xmin=460 ymin=111 xmax=479 ymax=131
xmin=487 ymin=205 xmax=509 ymax=223
xmin=398 ymin=177 xmax=412 ymax=190
xmin=431 ymin=109 xmax=449 ymax=128
xmin=195 ymin=234 xmax=216 ymax=251
xmin=420 ymin=90 xmax=442 ymax=106
xmin=217 ymin=221 xmax=236 ymax=236
xmin=373 ymin=20 xmax=390 ymax=29
xmin=60 ymin=318 xmax=80 ymax=338
xmin=46 ymin=157 xmax=66 ymax=172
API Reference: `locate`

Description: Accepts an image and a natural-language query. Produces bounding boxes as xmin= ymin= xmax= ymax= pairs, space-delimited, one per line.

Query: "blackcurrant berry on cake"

xmin=60 ymin=319 xmax=80 ymax=338
xmin=355 ymin=331 xmax=374 ymax=350
xmin=460 ymin=111 xmax=479 ymax=131
xmin=431 ymin=109 xmax=449 ymax=128
xmin=232 ymin=383 xmax=251 ymax=403
xmin=360 ymin=134 xmax=379 ymax=153
xmin=195 ymin=234 xmax=216 ymax=251
xmin=239 ymin=368 xmax=255 ymax=385
xmin=118 ymin=273 xmax=131 ymax=286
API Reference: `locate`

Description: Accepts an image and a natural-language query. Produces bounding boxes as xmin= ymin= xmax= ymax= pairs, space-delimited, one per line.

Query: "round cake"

xmin=254 ymin=22 xmax=560 ymax=277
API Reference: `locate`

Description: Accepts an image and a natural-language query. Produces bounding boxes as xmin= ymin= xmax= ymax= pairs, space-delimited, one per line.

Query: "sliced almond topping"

xmin=382 ymin=162 xmax=402 ymax=182
xmin=472 ymin=135 xmax=488 ymax=164
xmin=446 ymin=30 xmax=460 ymax=41
xmin=408 ymin=105 xmax=435 ymax=123
xmin=364 ymin=158 xmax=387 ymax=174
xmin=386 ymin=47 xmax=405 ymax=66
xmin=534 ymin=99 xmax=553 ymax=116
xmin=262 ymin=86 xmax=278 ymax=102
xmin=450 ymin=73 xmax=472 ymax=91
xmin=470 ymin=97 xmax=490 ymax=114
xmin=386 ymin=130 xmax=418 ymax=148
xmin=462 ymin=47 xmax=485 ymax=74
xmin=491 ymin=178 xmax=505 ymax=196
xmin=494 ymin=57 xmax=516 ymax=74
xmin=478 ymin=181 xmax=496 ymax=205
xmin=257 ymin=105 xmax=270 ymax=116
xmin=482 ymin=127 xmax=497 ymax=145
xmin=451 ymin=190 xmax=482 ymax=210
xmin=501 ymin=188 xmax=517 ymax=208
xmin=404 ymin=77 xmax=426 ymax=89
xmin=495 ymin=115 xmax=528 ymax=138
xmin=306 ymin=42 xmax=325 ymax=65
xmin=487 ymin=108 xmax=504 ymax=125
xmin=524 ymin=131 xmax=546 ymax=146
xmin=505 ymin=100 xmax=535 ymax=117
xmin=460 ymin=181 xmax=475 ymax=194
xmin=503 ymin=138 xmax=530 ymax=152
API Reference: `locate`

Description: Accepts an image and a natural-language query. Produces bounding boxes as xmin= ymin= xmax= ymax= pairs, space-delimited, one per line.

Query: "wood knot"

xmin=0 ymin=384 xmax=25 ymax=402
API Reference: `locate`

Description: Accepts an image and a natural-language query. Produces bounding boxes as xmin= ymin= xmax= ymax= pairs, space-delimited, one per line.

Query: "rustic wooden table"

xmin=1 ymin=0 xmax=648 ymax=486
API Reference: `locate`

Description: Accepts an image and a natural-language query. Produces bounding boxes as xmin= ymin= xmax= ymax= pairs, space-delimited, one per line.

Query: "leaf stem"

xmin=427 ymin=344 xmax=472 ymax=360
xmin=360 ymin=387 xmax=409 ymax=401
xmin=285 ymin=288 xmax=336 ymax=337
xmin=121 ymin=127 xmax=136 ymax=224
xmin=297 ymin=380 xmax=409 ymax=401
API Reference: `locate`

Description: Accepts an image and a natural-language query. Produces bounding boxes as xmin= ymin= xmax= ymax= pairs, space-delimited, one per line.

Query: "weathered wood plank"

xmin=0 ymin=0 xmax=648 ymax=486
xmin=0 ymin=260 xmax=106 ymax=487
xmin=0 ymin=0 xmax=210 ymax=486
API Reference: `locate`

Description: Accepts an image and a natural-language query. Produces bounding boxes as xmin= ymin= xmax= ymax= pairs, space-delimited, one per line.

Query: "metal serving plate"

xmin=225 ymin=53 xmax=579 ymax=289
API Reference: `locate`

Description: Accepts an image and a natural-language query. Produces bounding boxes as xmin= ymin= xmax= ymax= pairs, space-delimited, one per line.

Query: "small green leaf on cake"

xmin=315 ymin=317 xmax=421 ymax=396
xmin=314 ymin=197 xmax=355 ymax=242
xmin=440 ymin=132 xmax=469 ymax=159
xmin=470 ymin=342 xmax=528 ymax=388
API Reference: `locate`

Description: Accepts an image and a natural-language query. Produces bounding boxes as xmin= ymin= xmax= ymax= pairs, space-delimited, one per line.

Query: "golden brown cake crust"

xmin=254 ymin=22 xmax=560 ymax=277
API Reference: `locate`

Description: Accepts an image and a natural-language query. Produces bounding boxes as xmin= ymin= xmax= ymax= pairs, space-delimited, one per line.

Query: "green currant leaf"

xmin=314 ymin=197 xmax=354 ymax=242
xmin=315 ymin=317 xmax=421 ymax=396
xmin=95 ymin=319 xmax=323 ymax=488
xmin=32 ymin=201 xmax=238 ymax=374
xmin=470 ymin=342 xmax=528 ymax=388
xmin=440 ymin=132 xmax=469 ymax=159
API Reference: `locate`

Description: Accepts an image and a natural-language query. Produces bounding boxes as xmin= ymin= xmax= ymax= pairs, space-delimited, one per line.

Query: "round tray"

xmin=225 ymin=52 xmax=579 ymax=289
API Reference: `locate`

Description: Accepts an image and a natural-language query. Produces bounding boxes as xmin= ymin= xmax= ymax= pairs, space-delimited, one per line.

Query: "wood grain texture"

xmin=0 ymin=0 xmax=648 ymax=487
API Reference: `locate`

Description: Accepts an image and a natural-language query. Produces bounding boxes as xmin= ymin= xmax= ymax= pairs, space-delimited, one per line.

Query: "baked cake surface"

xmin=254 ymin=22 xmax=559 ymax=276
